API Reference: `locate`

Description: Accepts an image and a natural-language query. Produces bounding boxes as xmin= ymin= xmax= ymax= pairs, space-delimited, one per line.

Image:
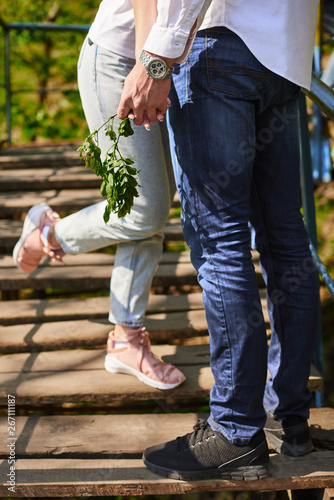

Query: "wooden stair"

xmin=0 ymin=144 xmax=333 ymax=498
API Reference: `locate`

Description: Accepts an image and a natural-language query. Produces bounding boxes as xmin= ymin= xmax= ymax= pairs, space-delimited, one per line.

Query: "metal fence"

xmin=0 ymin=20 xmax=89 ymax=146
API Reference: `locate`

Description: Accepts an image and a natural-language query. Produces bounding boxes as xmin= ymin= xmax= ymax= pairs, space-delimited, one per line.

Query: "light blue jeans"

xmin=55 ymin=37 xmax=175 ymax=326
xmin=168 ymin=28 xmax=319 ymax=443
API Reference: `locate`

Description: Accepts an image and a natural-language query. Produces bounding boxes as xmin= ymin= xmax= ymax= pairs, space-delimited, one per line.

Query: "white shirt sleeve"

xmin=143 ymin=0 xmax=212 ymax=61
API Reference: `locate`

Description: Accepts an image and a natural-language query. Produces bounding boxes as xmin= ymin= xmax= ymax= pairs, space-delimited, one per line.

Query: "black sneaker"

xmin=264 ymin=415 xmax=315 ymax=457
xmin=143 ymin=418 xmax=271 ymax=481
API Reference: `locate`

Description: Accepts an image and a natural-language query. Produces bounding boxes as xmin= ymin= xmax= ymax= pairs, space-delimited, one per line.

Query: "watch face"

xmin=147 ymin=59 xmax=168 ymax=79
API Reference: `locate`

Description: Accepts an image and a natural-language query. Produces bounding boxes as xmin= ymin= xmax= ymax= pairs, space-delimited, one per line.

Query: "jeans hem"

xmin=208 ymin=415 xmax=260 ymax=445
xmin=108 ymin=312 xmax=144 ymax=328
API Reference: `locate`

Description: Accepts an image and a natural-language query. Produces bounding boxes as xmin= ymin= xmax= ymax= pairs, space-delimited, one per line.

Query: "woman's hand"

xmin=117 ymin=61 xmax=171 ymax=130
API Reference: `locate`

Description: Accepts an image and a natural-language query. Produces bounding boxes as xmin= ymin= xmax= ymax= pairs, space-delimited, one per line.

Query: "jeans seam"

xmin=119 ymin=243 xmax=140 ymax=326
xmin=251 ymin=177 xmax=283 ymax=415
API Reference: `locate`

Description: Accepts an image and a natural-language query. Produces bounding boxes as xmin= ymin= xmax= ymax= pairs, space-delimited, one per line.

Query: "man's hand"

xmin=117 ymin=61 xmax=171 ymax=130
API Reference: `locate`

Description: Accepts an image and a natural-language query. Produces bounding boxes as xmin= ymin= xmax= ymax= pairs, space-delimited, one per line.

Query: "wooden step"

xmin=0 ymin=189 xmax=110 ymax=216
xmin=0 ymin=253 xmax=199 ymax=291
xmin=0 ymin=166 xmax=100 ymax=191
xmin=0 ymin=344 xmax=213 ymax=405
xmin=0 ymin=312 xmax=210 ymax=352
xmin=1 ymin=409 xmax=332 ymax=459
xmin=0 ymin=143 xmax=83 ymax=169
xmin=0 ymin=346 xmax=323 ymax=406
xmin=0 ymin=190 xmax=181 ymax=216
xmin=0 ymin=292 xmax=207 ymax=326
xmin=0 ymin=289 xmax=268 ymax=326
xmin=0 ymin=408 xmax=333 ymax=497
xmin=1 ymin=452 xmax=334 ymax=497
xmin=0 ymin=251 xmax=264 ymax=292
xmin=0 ymin=218 xmax=184 ymax=251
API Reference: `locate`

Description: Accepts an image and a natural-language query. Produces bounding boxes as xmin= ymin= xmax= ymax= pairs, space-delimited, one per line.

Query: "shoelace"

xmin=176 ymin=418 xmax=215 ymax=451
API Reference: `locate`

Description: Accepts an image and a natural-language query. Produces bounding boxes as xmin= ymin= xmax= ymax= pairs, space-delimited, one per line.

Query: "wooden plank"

xmin=0 ymin=166 xmax=100 ymax=190
xmin=0 ymin=150 xmax=83 ymax=170
xmin=0 ymin=292 xmax=207 ymax=325
xmin=0 ymin=347 xmax=323 ymax=405
xmin=0 ymin=250 xmax=263 ymax=290
xmin=0 ymin=290 xmax=268 ymax=327
xmin=0 ymin=261 xmax=199 ymax=291
xmin=0 ymin=344 xmax=209 ymax=374
xmin=0 ymin=413 xmax=202 ymax=458
xmin=0 ymin=251 xmax=192 ymax=268
xmin=0 ymin=189 xmax=104 ymax=215
xmin=1 ymin=452 xmax=334 ymax=497
xmin=0 ymin=218 xmax=184 ymax=249
xmin=0 ymin=408 xmax=332 ymax=459
xmin=0 ymin=310 xmax=210 ymax=352
xmin=0 ymin=350 xmax=214 ymax=405
xmin=0 ymin=190 xmax=181 ymax=216
xmin=323 ymin=489 xmax=334 ymax=500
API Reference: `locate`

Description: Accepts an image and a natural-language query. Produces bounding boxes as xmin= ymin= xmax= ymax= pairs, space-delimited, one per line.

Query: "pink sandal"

xmin=13 ymin=203 xmax=65 ymax=273
xmin=105 ymin=328 xmax=186 ymax=390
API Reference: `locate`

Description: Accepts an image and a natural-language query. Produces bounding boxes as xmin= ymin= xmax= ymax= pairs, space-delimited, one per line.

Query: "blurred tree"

xmin=0 ymin=0 xmax=98 ymax=144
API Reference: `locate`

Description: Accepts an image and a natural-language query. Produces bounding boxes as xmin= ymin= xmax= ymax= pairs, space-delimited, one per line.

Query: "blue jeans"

xmin=167 ymin=28 xmax=319 ymax=444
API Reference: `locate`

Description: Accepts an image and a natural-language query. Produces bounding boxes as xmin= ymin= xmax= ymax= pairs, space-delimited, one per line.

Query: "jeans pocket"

xmin=206 ymin=29 xmax=271 ymax=98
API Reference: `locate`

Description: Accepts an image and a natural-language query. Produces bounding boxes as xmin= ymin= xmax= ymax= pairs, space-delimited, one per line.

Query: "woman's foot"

xmin=104 ymin=327 xmax=186 ymax=390
xmin=13 ymin=203 xmax=65 ymax=273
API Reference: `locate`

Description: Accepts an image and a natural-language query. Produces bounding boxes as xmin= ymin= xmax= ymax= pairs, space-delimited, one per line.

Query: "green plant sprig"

xmin=77 ymin=115 xmax=139 ymax=222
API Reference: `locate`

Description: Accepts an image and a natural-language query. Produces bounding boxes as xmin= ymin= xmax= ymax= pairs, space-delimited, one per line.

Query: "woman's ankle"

xmin=114 ymin=324 xmax=141 ymax=340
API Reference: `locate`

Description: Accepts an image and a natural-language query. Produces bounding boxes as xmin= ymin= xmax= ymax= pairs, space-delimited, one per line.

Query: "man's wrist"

xmin=139 ymin=50 xmax=175 ymax=80
xmin=144 ymin=51 xmax=175 ymax=69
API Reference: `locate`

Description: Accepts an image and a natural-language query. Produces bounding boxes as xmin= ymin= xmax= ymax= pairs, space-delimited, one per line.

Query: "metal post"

xmin=298 ymin=93 xmax=324 ymax=407
xmin=4 ymin=27 xmax=11 ymax=146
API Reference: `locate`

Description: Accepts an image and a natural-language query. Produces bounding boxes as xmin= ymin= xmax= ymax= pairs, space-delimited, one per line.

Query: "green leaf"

xmin=105 ymin=128 xmax=117 ymax=142
xmin=118 ymin=118 xmax=134 ymax=138
xmin=78 ymin=112 xmax=139 ymax=221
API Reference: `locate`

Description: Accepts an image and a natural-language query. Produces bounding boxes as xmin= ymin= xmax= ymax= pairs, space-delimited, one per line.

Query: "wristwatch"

xmin=139 ymin=51 xmax=173 ymax=80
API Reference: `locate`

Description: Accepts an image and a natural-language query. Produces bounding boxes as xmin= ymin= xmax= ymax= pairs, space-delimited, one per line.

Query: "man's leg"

xmin=169 ymin=29 xmax=272 ymax=443
xmin=143 ymin=28 xmax=272 ymax=480
xmin=249 ymin=83 xmax=318 ymax=455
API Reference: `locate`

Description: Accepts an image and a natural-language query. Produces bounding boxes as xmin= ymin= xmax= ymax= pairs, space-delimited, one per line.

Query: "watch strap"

xmin=139 ymin=51 xmax=173 ymax=80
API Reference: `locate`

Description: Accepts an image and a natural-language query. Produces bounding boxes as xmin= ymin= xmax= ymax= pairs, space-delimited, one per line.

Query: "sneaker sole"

xmin=104 ymin=354 xmax=185 ymax=391
xmin=13 ymin=203 xmax=51 ymax=270
xmin=143 ymin=455 xmax=272 ymax=481
xmin=264 ymin=429 xmax=315 ymax=457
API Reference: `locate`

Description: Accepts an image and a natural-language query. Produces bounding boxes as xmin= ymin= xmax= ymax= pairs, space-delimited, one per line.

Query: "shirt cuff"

xmin=143 ymin=23 xmax=191 ymax=61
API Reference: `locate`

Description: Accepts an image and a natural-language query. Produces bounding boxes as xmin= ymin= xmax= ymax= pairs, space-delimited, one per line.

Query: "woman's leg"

xmin=13 ymin=38 xmax=183 ymax=390
xmin=55 ymin=38 xmax=176 ymax=327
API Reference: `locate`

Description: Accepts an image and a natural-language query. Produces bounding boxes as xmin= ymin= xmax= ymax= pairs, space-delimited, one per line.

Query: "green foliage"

xmin=0 ymin=0 xmax=98 ymax=144
xmin=78 ymin=116 xmax=140 ymax=220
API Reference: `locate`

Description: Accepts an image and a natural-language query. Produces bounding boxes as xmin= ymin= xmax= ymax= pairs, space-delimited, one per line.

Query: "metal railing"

xmin=302 ymin=75 xmax=334 ymax=302
xmin=300 ymin=78 xmax=334 ymax=407
xmin=0 ymin=19 xmax=89 ymax=146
